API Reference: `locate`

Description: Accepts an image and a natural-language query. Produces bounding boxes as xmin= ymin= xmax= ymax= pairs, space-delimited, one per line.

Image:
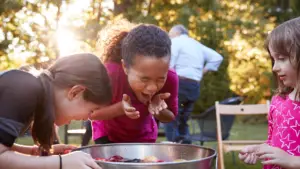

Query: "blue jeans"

xmin=164 ymin=79 xmax=200 ymax=142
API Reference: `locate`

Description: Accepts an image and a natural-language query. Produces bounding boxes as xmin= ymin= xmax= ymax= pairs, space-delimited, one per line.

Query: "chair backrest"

xmin=216 ymin=101 xmax=270 ymax=115
xmin=215 ymin=100 xmax=270 ymax=169
xmin=215 ymin=101 xmax=270 ymax=138
xmin=197 ymin=97 xmax=243 ymax=140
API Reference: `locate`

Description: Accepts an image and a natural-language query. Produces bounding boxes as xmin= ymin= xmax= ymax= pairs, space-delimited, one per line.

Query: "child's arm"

xmin=256 ymin=144 xmax=300 ymax=169
xmin=1 ymin=144 xmax=101 ymax=169
xmin=0 ymin=149 xmax=59 ymax=169
xmin=90 ymin=94 xmax=140 ymax=120
xmin=239 ymin=144 xmax=300 ymax=169
xmin=288 ymin=157 xmax=300 ymax=169
xmin=154 ymin=70 xmax=179 ymax=123
xmin=89 ymin=102 xmax=125 ymax=120
xmin=148 ymin=93 xmax=176 ymax=123
xmin=11 ymin=144 xmax=78 ymax=156
xmin=10 ymin=144 xmax=38 ymax=155
xmin=239 ymin=144 xmax=265 ymax=165
xmin=153 ymin=109 xmax=175 ymax=123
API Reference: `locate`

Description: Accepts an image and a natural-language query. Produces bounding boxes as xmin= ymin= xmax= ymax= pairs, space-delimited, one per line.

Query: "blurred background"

xmin=2 ymin=0 xmax=300 ymax=114
xmin=3 ymin=1 xmax=299 ymax=168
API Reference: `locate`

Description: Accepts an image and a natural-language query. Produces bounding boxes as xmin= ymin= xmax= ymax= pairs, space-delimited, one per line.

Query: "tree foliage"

xmin=1 ymin=0 xmax=299 ymax=112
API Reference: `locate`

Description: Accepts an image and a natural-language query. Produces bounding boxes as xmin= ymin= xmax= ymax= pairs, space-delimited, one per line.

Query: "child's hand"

xmin=256 ymin=144 xmax=299 ymax=169
xmin=53 ymin=144 xmax=77 ymax=155
xmin=148 ymin=93 xmax=170 ymax=115
xmin=62 ymin=151 xmax=102 ymax=169
xmin=122 ymin=94 xmax=140 ymax=119
xmin=239 ymin=145 xmax=260 ymax=165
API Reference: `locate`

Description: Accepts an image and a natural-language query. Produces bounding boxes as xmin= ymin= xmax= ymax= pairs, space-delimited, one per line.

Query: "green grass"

xmin=17 ymin=120 xmax=267 ymax=169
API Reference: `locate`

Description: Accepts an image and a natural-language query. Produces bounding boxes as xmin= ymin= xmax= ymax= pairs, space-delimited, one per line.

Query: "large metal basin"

xmin=74 ymin=143 xmax=216 ymax=169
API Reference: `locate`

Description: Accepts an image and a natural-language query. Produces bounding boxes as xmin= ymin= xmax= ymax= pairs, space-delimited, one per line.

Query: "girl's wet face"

xmin=270 ymin=45 xmax=297 ymax=88
xmin=123 ymin=55 xmax=170 ymax=104
xmin=54 ymin=86 xmax=102 ymax=126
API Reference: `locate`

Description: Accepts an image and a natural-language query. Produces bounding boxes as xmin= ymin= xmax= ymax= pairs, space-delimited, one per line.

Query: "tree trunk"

xmin=113 ymin=0 xmax=132 ymax=16
xmin=55 ymin=0 xmax=62 ymax=59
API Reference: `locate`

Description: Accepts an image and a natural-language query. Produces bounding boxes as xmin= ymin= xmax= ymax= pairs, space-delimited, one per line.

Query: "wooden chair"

xmin=215 ymin=101 xmax=270 ymax=169
xmin=190 ymin=96 xmax=242 ymax=145
xmin=64 ymin=122 xmax=86 ymax=144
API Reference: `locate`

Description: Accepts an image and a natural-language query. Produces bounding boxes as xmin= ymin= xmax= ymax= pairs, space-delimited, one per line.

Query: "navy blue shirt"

xmin=0 ymin=70 xmax=43 ymax=147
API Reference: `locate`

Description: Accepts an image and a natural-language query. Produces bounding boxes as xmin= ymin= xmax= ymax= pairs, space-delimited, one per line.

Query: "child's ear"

xmin=121 ymin=59 xmax=129 ymax=75
xmin=67 ymin=85 xmax=86 ymax=100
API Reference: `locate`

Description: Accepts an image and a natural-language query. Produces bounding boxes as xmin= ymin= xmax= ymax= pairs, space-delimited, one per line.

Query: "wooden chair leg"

xmin=217 ymin=145 xmax=225 ymax=169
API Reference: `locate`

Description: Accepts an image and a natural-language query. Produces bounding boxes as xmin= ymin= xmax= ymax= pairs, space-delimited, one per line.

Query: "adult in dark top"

xmin=0 ymin=53 xmax=111 ymax=169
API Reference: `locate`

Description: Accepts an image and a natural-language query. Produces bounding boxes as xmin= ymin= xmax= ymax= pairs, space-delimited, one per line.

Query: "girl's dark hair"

xmin=265 ymin=16 xmax=300 ymax=99
xmin=96 ymin=19 xmax=171 ymax=67
xmin=31 ymin=53 xmax=112 ymax=154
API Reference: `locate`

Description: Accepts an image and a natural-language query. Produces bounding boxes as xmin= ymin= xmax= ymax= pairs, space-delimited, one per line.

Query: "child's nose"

xmin=146 ymin=83 xmax=158 ymax=94
xmin=272 ymin=62 xmax=280 ymax=72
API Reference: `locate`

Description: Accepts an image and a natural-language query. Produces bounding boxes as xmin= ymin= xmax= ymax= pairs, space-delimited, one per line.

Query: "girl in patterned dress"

xmin=239 ymin=16 xmax=300 ymax=169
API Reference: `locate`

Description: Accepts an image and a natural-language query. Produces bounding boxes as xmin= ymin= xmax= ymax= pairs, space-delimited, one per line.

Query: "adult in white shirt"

xmin=164 ymin=25 xmax=223 ymax=144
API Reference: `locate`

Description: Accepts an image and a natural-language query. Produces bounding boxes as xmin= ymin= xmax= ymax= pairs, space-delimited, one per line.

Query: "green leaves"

xmin=0 ymin=0 xmax=299 ymax=112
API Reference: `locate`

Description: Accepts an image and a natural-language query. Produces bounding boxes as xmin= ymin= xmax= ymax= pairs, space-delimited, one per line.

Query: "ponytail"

xmin=96 ymin=19 xmax=136 ymax=63
xmin=31 ymin=71 xmax=55 ymax=155
xmin=100 ymin=31 xmax=128 ymax=63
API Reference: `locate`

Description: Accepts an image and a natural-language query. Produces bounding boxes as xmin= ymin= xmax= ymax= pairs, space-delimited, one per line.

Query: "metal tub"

xmin=75 ymin=143 xmax=216 ymax=169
